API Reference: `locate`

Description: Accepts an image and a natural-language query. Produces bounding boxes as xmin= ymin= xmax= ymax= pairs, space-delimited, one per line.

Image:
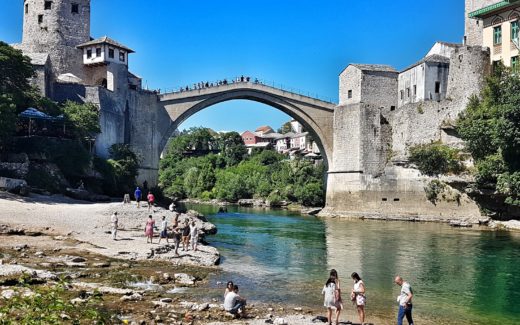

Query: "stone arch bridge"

xmin=154 ymin=82 xmax=336 ymax=167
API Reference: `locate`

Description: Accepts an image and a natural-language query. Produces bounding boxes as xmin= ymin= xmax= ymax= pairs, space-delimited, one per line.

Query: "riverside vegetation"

xmin=159 ymin=128 xmax=326 ymax=207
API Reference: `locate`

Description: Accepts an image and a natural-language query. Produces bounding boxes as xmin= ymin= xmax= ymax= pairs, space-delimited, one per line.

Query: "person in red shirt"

xmin=147 ymin=192 xmax=155 ymax=211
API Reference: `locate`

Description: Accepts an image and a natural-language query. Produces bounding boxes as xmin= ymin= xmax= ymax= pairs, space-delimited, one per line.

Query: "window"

xmin=86 ymin=49 xmax=92 ymax=59
xmin=390 ymin=106 xmax=396 ymax=111
xmin=435 ymin=81 xmax=441 ymax=94
xmin=347 ymin=90 xmax=352 ymax=99
xmin=96 ymin=47 xmax=101 ymax=57
xmin=494 ymin=26 xmax=502 ymax=45
xmin=119 ymin=51 xmax=126 ymax=62
xmin=400 ymin=90 xmax=404 ymax=100
xmin=25 ymin=3 xmax=28 ymax=14
xmin=38 ymin=15 xmax=43 ymax=24
xmin=413 ymin=85 xmax=417 ymax=96
xmin=512 ymin=20 xmax=519 ymax=42
xmin=71 ymin=3 xmax=79 ymax=14
xmin=406 ymin=88 xmax=410 ymax=98
xmin=108 ymin=48 xmax=114 ymax=59
xmin=512 ymin=56 xmax=519 ymax=72
xmin=44 ymin=1 xmax=52 ymax=10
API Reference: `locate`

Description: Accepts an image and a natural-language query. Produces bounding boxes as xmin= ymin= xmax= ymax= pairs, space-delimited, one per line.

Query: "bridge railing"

xmin=159 ymin=77 xmax=336 ymax=104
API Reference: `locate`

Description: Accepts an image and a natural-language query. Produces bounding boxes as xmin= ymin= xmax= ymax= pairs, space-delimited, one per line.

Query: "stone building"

xmin=467 ymin=0 xmax=520 ymax=68
xmin=339 ymin=64 xmax=398 ymax=111
xmin=397 ymin=42 xmax=460 ymax=107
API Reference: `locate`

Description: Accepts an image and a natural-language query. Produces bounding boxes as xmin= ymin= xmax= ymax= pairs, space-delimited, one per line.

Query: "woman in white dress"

xmin=322 ymin=269 xmax=342 ymax=325
xmin=351 ymin=272 xmax=366 ymax=324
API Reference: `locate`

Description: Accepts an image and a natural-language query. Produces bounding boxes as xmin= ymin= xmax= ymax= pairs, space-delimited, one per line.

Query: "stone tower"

xmin=21 ymin=0 xmax=91 ymax=79
xmin=464 ymin=0 xmax=498 ymax=46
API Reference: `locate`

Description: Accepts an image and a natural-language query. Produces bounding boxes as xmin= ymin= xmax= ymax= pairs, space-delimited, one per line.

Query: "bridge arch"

xmin=158 ymin=82 xmax=335 ymax=167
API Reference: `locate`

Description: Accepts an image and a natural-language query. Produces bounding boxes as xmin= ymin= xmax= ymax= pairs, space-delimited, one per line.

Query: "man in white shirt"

xmin=394 ymin=275 xmax=414 ymax=325
xmin=223 ymin=285 xmax=246 ymax=316
xmin=189 ymin=221 xmax=199 ymax=251
xmin=158 ymin=216 xmax=169 ymax=244
xmin=111 ymin=212 xmax=118 ymax=240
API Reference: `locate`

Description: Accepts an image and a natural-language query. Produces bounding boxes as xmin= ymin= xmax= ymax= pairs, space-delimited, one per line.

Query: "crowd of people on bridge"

xmin=174 ymin=75 xmax=260 ymax=93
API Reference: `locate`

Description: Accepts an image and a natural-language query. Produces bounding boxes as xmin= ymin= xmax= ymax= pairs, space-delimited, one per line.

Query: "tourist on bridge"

xmin=147 ymin=191 xmax=155 ymax=211
xmin=351 ymin=272 xmax=366 ymax=324
xmin=322 ymin=269 xmax=342 ymax=325
xmin=144 ymin=215 xmax=155 ymax=244
xmin=224 ymin=284 xmax=247 ymax=317
xmin=394 ymin=276 xmax=414 ymax=325
xmin=110 ymin=212 xmax=118 ymax=240
xmin=134 ymin=187 xmax=142 ymax=208
xmin=158 ymin=216 xmax=169 ymax=244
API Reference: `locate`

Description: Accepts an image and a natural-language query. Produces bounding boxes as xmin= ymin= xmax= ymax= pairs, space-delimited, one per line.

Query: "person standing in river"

xmin=322 ymin=269 xmax=342 ymax=325
xmin=351 ymin=272 xmax=366 ymax=324
xmin=144 ymin=215 xmax=155 ymax=244
xmin=394 ymin=276 xmax=414 ymax=325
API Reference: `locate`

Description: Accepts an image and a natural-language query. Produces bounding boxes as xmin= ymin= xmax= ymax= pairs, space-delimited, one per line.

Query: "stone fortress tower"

xmin=19 ymin=0 xmax=90 ymax=81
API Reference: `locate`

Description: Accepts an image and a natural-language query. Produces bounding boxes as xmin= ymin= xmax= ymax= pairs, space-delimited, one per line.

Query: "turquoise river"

xmin=184 ymin=204 xmax=520 ymax=324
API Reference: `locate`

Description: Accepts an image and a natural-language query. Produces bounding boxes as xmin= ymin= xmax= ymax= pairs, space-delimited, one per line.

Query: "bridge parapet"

xmin=159 ymin=81 xmax=336 ymax=110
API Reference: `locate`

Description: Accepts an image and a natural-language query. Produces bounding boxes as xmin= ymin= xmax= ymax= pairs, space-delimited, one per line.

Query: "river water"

xmin=185 ymin=204 xmax=520 ymax=324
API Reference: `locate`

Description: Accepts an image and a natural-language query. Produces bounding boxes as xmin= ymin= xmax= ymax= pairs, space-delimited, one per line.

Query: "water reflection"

xmin=186 ymin=204 xmax=520 ymax=324
xmin=324 ymin=218 xmax=520 ymax=324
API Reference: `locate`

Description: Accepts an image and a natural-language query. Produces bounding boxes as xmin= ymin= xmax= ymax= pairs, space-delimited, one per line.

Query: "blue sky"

xmin=0 ymin=0 xmax=464 ymax=133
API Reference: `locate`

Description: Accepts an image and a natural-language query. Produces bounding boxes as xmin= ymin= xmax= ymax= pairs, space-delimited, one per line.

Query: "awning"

xmin=469 ymin=0 xmax=520 ymax=18
xmin=19 ymin=108 xmax=64 ymax=120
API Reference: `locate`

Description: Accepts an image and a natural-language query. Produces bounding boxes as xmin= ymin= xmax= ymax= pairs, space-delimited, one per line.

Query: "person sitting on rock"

xmin=224 ymin=285 xmax=246 ymax=317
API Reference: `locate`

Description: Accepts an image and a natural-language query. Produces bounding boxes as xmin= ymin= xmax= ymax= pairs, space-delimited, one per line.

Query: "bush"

xmin=409 ymin=143 xmax=463 ymax=176
xmin=424 ymin=179 xmax=447 ymax=204
xmin=267 ymin=191 xmax=284 ymax=206
xmin=475 ymin=153 xmax=507 ymax=187
xmin=497 ymin=172 xmax=520 ymax=206
xmin=296 ymin=182 xmax=325 ymax=207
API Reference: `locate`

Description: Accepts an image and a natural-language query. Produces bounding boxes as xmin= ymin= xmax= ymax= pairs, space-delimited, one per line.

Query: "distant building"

xmin=242 ymin=121 xmax=321 ymax=158
xmin=467 ymin=0 xmax=520 ymax=69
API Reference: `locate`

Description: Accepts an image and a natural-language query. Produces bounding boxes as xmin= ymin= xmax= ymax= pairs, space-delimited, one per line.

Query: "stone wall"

xmin=360 ymin=71 xmax=399 ymax=110
xmin=464 ymin=0 xmax=497 ymax=46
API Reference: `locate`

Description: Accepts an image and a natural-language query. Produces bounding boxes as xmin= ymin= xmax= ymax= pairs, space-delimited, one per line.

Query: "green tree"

xmin=0 ymin=41 xmax=35 ymax=107
xmin=457 ymin=64 xmax=520 ymax=204
xmin=278 ymin=121 xmax=293 ymax=134
xmin=62 ymin=100 xmax=101 ymax=139
xmin=104 ymin=144 xmax=140 ymax=194
xmin=0 ymin=95 xmax=17 ymax=151
xmin=216 ymin=131 xmax=247 ymax=166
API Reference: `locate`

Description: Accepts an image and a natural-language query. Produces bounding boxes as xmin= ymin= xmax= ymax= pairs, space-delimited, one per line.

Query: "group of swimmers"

xmin=323 ymin=269 xmax=414 ymax=325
